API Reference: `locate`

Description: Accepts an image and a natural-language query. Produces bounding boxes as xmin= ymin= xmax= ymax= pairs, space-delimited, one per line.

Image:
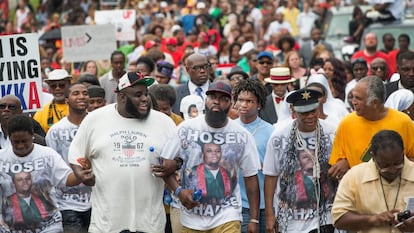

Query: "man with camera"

xmin=332 ymin=130 xmax=414 ymax=232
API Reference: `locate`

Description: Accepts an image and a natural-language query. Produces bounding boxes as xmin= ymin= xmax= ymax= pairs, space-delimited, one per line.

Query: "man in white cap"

xmin=68 ymin=72 xmax=178 ymax=233
xmin=260 ymin=67 xmax=296 ymax=124
xmin=264 ymin=88 xmax=337 ymax=233
xmin=33 ymin=69 xmax=71 ymax=132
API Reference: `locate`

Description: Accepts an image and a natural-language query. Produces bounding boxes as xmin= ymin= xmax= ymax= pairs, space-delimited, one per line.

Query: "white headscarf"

xmin=306 ymin=74 xmax=349 ymax=121
xmin=385 ymin=89 xmax=414 ymax=111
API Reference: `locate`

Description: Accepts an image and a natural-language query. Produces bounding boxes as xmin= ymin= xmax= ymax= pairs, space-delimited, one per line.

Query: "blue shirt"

xmin=236 ymin=117 xmax=274 ymax=209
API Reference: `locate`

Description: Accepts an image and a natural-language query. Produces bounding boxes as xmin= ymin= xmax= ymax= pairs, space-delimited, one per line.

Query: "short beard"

xmin=205 ymin=105 xmax=230 ymax=128
xmin=125 ymin=95 xmax=150 ymax=119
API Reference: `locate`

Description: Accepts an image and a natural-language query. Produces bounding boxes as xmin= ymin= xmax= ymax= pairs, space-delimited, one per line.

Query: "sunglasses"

xmin=49 ymin=83 xmax=67 ymax=89
xmin=371 ymin=66 xmax=386 ymax=71
xmin=0 ymin=104 xmax=19 ymax=110
xmin=258 ymin=61 xmax=272 ymax=65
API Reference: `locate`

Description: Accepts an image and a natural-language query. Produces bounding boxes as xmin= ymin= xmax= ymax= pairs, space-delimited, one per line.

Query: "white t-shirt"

xmin=46 ymin=117 xmax=92 ymax=212
xmin=0 ymin=144 xmax=73 ymax=233
xmin=68 ymin=104 xmax=176 ymax=233
xmin=263 ymin=119 xmax=336 ymax=233
xmin=161 ymin=116 xmax=260 ymax=230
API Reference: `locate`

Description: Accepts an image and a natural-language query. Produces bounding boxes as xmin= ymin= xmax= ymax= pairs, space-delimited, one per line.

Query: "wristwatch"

xmin=174 ymin=157 xmax=183 ymax=170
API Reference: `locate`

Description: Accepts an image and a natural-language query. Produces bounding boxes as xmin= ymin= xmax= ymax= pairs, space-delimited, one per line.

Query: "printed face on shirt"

xmin=66 ymin=84 xmax=89 ymax=112
xmin=10 ymin=131 xmax=34 ymax=157
xmin=236 ymin=91 xmax=259 ymax=120
xmin=13 ymin=172 xmax=32 ymax=197
xmin=203 ymin=143 xmax=222 ymax=170
xmin=298 ymin=149 xmax=315 ymax=176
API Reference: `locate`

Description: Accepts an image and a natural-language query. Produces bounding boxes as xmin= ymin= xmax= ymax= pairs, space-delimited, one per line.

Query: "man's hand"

xmin=266 ymin=214 xmax=278 ymax=233
xmin=177 ymin=189 xmax=200 ymax=210
xmin=368 ymin=209 xmax=399 ymax=227
xmin=151 ymin=159 xmax=178 ymax=177
xmin=70 ymin=163 xmax=95 ymax=186
xmin=396 ymin=215 xmax=414 ymax=232
xmin=328 ymin=159 xmax=349 ymax=180
xmin=247 ymin=222 xmax=258 ymax=233
xmin=76 ymin=168 xmax=95 ymax=186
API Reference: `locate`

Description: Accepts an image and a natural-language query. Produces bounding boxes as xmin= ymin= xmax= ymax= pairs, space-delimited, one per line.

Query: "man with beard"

xmin=45 ymin=83 xmax=91 ymax=232
xmin=162 ymin=81 xmax=261 ymax=233
xmin=99 ymin=51 xmax=126 ymax=104
xmin=68 ymin=72 xmax=178 ymax=233
xmin=263 ymin=88 xmax=337 ymax=233
xmin=351 ymin=33 xmax=393 ymax=74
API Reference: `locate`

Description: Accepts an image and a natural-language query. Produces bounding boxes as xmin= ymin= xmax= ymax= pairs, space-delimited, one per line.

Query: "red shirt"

xmin=351 ymin=50 xmax=394 ymax=78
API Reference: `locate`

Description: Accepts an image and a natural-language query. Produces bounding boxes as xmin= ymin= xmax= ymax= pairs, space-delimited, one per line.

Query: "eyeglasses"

xmin=371 ymin=66 xmax=386 ymax=71
xmin=0 ymin=104 xmax=19 ymax=110
xmin=374 ymin=159 xmax=404 ymax=173
xmin=230 ymin=75 xmax=246 ymax=81
xmin=258 ymin=61 xmax=272 ymax=65
xmin=191 ymin=64 xmax=210 ymax=71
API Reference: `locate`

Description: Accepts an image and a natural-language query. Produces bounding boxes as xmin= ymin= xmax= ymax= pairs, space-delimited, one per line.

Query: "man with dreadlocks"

xmin=263 ymin=88 xmax=337 ymax=233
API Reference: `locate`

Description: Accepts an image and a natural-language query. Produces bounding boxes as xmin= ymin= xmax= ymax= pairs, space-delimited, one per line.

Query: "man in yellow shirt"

xmin=332 ymin=130 xmax=414 ymax=233
xmin=33 ymin=69 xmax=71 ymax=132
xmin=328 ymin=76 xmax=414 ymax=180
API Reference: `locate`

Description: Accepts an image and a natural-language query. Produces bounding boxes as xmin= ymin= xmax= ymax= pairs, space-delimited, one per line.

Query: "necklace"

xmin=379 ymin=175 xmax=401 ymax=212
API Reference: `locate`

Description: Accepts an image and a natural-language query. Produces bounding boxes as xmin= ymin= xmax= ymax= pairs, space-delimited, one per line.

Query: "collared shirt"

xmin=0 ymin=126 xmax=11 ymax=150
xmin=188 ymin=81 xmax=209 ymax=101
xmin=272 ymin=91 xmax=288 ymax=116
xmin=332 ymin=157 xmax=414 ymax=233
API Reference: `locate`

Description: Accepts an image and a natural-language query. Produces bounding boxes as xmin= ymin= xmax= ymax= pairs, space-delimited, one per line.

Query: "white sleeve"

xmin=160 ymin=125 xmax=181 ymax=160
xmin=49 ymin=149 xmax=73 ymax=189
xmin=263 ymin=132 xmax=283 ymax=176
xmin=45 ymin=127 xmax=60 ymax=156
xmin=68 ymin=115 xmax=91 ymax=166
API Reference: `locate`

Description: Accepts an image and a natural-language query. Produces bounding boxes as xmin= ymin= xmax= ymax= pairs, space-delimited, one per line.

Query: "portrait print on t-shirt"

xmin=179 ymin=127 xmax=247 ymax=217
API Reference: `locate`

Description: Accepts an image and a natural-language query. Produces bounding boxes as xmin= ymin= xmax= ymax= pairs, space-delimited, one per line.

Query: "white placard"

xmin=0 ymin=33 xmax=43 ymax=112
xmin=95 ymin=9 xmax=136 ymax=41
xmin=62 ymin=24 xmax=116 ymax=62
